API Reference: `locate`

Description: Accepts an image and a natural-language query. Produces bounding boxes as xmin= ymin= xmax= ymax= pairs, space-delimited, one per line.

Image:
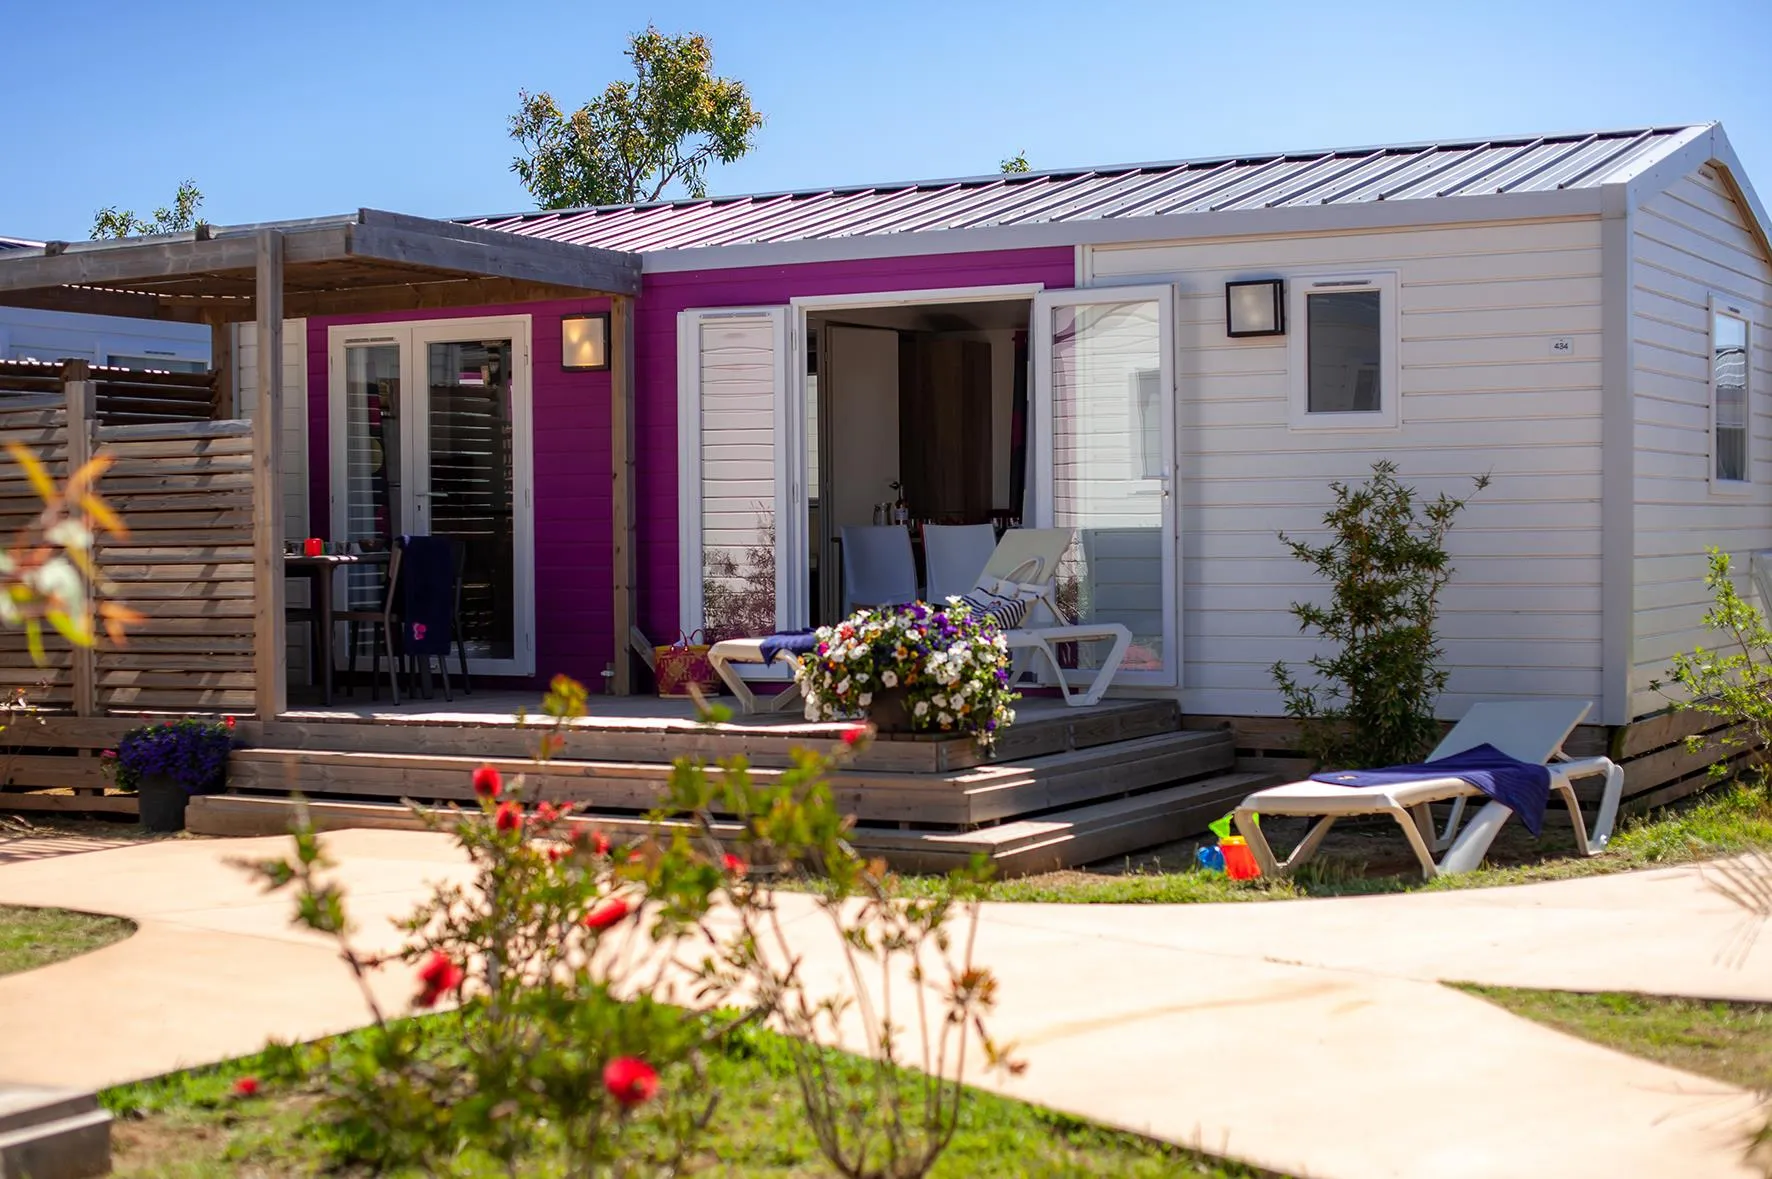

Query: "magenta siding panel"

xmin=307 ymin=245 xmax=1072 ymax=691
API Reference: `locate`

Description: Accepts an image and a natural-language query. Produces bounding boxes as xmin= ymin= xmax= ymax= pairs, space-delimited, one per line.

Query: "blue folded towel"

xmin=399 ymin=535 xmax=455 ymax=656
xmin=759 ymin=629 xmax=819 ymax=666
xmin=1309 ymin=743 xmax=1554 ymax=836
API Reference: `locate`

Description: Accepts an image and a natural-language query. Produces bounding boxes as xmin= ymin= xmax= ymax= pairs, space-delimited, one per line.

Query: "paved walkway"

xmin=0 ymin=829 xmax=1767 ymax=1179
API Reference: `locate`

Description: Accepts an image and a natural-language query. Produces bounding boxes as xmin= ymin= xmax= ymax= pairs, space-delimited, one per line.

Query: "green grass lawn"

xmin=1456 ymin=985 xmax=1772 ymax=1091
xmin=0 ymin=903 xmax=133 ymax=976
xmin=102 ymin=1017 xmax=1270 ymax=1178
xmin=878 ymin=783 xmax=1772 ymax=904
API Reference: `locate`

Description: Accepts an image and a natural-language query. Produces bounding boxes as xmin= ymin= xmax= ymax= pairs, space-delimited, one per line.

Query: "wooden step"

xmin=187 ymin=768 xmax=1280 ymax=877
xmin=223 ymin=728 xmax=1235 ymax=829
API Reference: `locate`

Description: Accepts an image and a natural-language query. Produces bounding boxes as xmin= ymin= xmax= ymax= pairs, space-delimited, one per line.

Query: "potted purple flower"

xmin=107 ymin=716 xmax=237 ymax=832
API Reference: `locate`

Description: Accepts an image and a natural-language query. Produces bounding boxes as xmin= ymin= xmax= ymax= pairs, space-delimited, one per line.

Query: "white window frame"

xmin=1287 ymin=271 xmax=1399 ymax=431
xmin=1709 ymin=295 xmax=1752 ymax=493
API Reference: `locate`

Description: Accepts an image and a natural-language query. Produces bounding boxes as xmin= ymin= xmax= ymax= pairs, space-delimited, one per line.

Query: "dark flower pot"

xmin=867 ymin=687 xmax=916 ymax=735
xmin=137 ymin=773 xmax=189 ymax=833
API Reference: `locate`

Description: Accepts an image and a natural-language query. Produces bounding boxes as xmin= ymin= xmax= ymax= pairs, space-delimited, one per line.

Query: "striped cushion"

xmin=959 ymin=591 xmax=1030 ymax=631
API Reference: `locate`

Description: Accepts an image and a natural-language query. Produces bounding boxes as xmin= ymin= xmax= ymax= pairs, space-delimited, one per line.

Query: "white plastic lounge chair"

xmin=923 ymin=523 xmax=998 ymax=604
xmin=706 ymin=637 xmax=807 ymax=716
xmin=839 ymin=525 xmax=918 ymax=614
xmin=1232 ymin=700 xmax=1624 ymax=880
xmin=967 ymin=528 xmax=1133 ymax=708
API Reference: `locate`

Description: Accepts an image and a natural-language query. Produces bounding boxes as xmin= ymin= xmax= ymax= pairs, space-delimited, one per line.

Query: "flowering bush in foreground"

xmin=795 ymin=602 xmax=1018 ymax=748
xmin=240 ymin=677 xmax=1019 ymax=1177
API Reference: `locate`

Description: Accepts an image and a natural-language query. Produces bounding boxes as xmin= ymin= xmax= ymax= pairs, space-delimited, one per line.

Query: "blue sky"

xmin=2 ymin=0 xmax=1767 ymax=239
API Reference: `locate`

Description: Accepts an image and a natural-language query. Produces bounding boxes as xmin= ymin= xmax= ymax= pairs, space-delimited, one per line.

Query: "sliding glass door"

xmin=328 ymin=317 xmax=535 ymax=678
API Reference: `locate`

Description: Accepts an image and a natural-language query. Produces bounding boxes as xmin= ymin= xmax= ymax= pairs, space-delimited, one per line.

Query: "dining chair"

xmin=838 ymin=525 xmax=918 ymax=615
xmin=398 ymin=534 xmax=461 ymax=702
xmin=448 ymin=538 xmax=472 ymax=695
xmin=922 ymin=523 xmax=999 ymax=604
xmin=341 ymin=541 xmax=404 ymax=704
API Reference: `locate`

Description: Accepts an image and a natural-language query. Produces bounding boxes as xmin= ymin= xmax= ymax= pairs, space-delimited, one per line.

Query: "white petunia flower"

xmin=859 ymin=693 xmax=872 ymax=707
xmin=914 ymin=700 xmax=929 ymax=717
xmin=882 ymin=670 xmax=898 ymax=688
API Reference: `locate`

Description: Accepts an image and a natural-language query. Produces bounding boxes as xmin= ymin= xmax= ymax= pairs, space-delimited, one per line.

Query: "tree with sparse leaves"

xmin=510 ymin=27 xmax=763 ymax=210
xmin=1000 ymin=152 xmax=1030 ymax=174
xmin=91 ymin=180 xmax=203 ymax=239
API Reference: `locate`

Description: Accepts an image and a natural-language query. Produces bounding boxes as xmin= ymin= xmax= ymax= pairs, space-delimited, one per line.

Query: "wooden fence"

xmin=0 ymin=369 xmax=258 ymax=718
xmin=0 ymin=358 xmax=224 ymax=425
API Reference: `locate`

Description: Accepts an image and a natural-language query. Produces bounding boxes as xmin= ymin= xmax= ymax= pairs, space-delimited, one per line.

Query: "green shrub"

xmin=1271 ymin=460 xmax=1487 ymax=768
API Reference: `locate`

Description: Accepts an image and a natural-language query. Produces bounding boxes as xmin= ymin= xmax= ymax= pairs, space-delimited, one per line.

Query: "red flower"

xmin=603 ymin=1056 xmax=659 ymax=1107
xmin=231 ymin=1076 xmax=260 ymax=1097
xmin=536 ymin=801 xmax=559 ymax=823
xmin=583 ymin=897 xmax=632 ymax=931
xmin=573 ymin=828 xmax=610 ymax=855
xmin=547 ymin=846 xmax=564 ymax=863
xmin=472 ymin=765 xmax=502 ymax=799
xmin=494 ymin=801 xmax=523 ymax=833
xmin=721 ymin=852 xmax=747 ymax=877
xmin=414 ymin=951 xmax=463 ymax=1008
xmin=223 ymin=716 xmax=236 ymax=730
xmin=842 ymin=726 xmax=867 ymax=747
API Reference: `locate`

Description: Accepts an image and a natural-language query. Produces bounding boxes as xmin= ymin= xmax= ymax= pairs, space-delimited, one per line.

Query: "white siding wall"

xmin=1088 ymin=217 xmax=1607 ymax=717
xmin=233 ymin=320 xmax=310 ymax=678
xmin=1630 ymin=165 xmax=1772 ymax=717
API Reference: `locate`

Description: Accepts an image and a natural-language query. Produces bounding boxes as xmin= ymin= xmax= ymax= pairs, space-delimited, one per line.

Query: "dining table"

xmin=284 ymin=550 xmax=391 ymax=706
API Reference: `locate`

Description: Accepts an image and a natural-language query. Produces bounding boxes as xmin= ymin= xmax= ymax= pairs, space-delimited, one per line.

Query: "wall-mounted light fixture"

xmin=561 ymin=312 xmax=610 ymax=371
xmin=1225 ymin=279 xmax=1285 ymax=338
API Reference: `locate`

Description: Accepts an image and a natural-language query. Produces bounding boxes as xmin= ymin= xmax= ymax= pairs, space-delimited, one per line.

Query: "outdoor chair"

xmin=448 ymin=537 xmax=472 ymax=696
xmin=838 ymin=525 xmax=918 ymax=615
xmin=340 ymin=540 xmax=405 ymax=705
xmin=961 ymin=527 xmax=1133 ymax=707
xmin=922 ymin=523 xmax=998 ymax=604
xmin=397 ymin=534 xmax=460 ymax=703
xmin=1231 ymin=700 xmax=1625 ymax=881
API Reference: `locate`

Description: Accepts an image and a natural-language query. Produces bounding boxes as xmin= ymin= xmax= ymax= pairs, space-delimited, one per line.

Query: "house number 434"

xmin=1549 ymin=336 xmax=1574 ymax=355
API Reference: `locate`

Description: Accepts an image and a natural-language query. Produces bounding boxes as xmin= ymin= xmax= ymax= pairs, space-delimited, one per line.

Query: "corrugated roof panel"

xmin=460 ymin=126 xmax=1702 ymax=252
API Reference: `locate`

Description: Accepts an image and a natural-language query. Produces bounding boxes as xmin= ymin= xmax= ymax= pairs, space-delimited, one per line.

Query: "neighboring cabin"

xmin=0 ymin=235 xmax=210 ymax=370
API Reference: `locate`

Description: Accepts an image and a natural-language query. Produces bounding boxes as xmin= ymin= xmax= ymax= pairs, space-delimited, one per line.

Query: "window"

xmin=1133 ymin=368 xmax=1164 ymax=479
xmin=1713 ymin=305 xmax=1750 ymax=485
xmin=1288 ymin=272 xmax=1398 ymax=429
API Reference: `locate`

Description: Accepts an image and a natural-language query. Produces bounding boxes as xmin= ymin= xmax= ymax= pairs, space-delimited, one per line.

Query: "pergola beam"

xmin=356 ymin=209 xmax=640 ymax=295
xmin=0 ymin=285 xmax=213 ymax=323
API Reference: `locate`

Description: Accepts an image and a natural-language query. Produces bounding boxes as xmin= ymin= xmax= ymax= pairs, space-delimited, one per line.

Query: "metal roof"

xmin=0 ymin=236 xmax=39 ymax=251
xmin=463 ymin=126 xmax=1703 ymax=253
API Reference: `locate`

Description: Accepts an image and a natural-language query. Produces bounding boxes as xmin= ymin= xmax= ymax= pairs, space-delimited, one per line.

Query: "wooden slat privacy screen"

xmin=0 ymin=386 xmax=258 ymax=715
xmin=0 ymin=396 xmax=77 ymax=708
xmin=91 ymin=419 xmax=258 ymax=713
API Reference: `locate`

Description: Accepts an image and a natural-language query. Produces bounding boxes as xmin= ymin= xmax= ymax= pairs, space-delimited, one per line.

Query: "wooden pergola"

xmin=0 ymin=210 xmax=645 ymax=714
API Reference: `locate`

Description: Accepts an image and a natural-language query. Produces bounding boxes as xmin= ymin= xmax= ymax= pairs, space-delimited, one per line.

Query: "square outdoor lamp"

xmin=1225 ymin=279 xmax=1285 ymax=338
xmin=561 ymin=312 xmax=610 ymax=371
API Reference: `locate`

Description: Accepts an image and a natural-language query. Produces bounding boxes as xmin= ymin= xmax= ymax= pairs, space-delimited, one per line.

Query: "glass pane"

xmin=1716 ymin=312 xmax=1749 ymax=482
xmin=426 ymin=340 xmax=515 ymax=661
xmin=1307 ymin=290 xmax=1382 ymax=413
xmin=341 ymin=344 xmax=400 ymax=613
xmin=1049 ymin=301 xmax=1166 ymax=673
xmin=698 ymin=316 xmax=777 ymax=642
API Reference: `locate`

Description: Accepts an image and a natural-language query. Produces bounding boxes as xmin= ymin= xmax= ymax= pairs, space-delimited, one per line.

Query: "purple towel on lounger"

xmin=758 ymin=629 xmax=819 ymax=666
xmin=1310 ymin=743 xmax=1554 ymax=836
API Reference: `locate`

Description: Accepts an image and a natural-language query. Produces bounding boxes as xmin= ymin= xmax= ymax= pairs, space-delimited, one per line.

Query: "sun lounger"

xmin=706 ymin=637 xmax=810 ymax=716
xmin=1232 ymin=700 xmax=1624 ymax=880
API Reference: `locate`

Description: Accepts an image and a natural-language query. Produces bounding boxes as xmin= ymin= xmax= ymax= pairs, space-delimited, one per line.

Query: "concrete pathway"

xmin=0 ymin=829 xmax=1766 ymax=1179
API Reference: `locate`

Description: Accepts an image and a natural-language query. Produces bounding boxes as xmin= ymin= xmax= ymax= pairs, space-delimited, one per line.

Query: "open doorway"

xmin=803 ymin=296 xmax=1031 ymax=626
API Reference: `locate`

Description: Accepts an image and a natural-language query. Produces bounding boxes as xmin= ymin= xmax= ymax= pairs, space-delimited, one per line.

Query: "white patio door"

xmin=1032 ymin=286 xmax=1179 ymax=688
xmin=327 ymin=316 xmax=536 ymax=678
xmin=677 ymin=306 xmax=803 ymax=646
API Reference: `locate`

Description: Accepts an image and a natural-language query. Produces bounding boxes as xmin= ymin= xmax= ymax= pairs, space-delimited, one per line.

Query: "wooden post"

xmin=209 ymin=320 xmax=234 ymax=420
xmin=610 ymin=295 xmax=637 ymax=695
xmin=252 ymin=231 xmax=287 ymax=718
xmin=61 ymin=360 xmax=96 ymax=718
